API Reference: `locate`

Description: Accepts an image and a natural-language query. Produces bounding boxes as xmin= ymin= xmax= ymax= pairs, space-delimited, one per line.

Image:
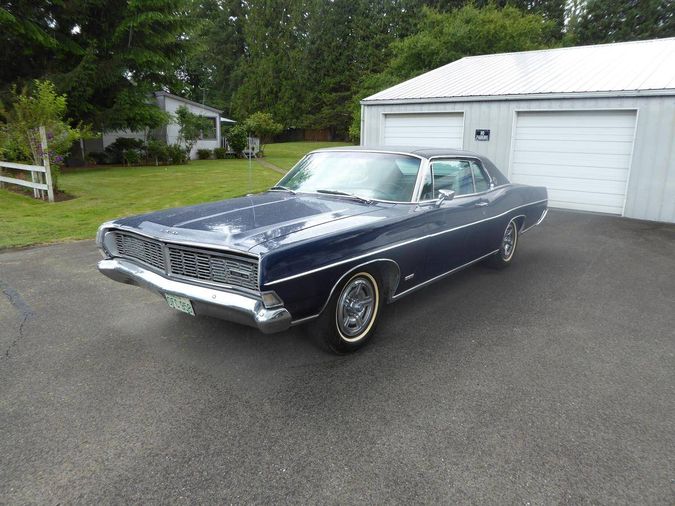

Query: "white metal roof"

xmin=155 ymin=91 xmax=224 ymax=114
xmin=363 ymin=38 xmax=675 ymax=103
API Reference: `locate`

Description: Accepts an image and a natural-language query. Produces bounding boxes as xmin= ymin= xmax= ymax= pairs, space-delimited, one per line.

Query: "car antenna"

xmin=247 ymin=134 xmax=253 ymax=194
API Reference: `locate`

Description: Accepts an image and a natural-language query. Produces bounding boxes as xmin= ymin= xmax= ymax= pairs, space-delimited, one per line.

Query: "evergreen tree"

xmin=572 ymin=0 xmax=675 ymax=44
xmin=1 ymin=0 xmax=192 ymax=131
xmin=230 ymin=0 xmax=309 ymax=125
xmin=180 ymin=0 xmax=246 ymax=113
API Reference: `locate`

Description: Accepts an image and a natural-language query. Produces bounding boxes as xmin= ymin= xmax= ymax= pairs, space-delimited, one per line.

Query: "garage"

xmin=360 ymin=37 xmax=675 ymax=223
xmin=510 ymin=110 xmax=637 ymax=214
xmin=382 ymin=112 xmax=464 ymax=148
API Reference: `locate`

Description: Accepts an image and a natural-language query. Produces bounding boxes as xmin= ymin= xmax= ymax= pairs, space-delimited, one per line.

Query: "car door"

xmin=465 ymin=159 xmax=503 ymax=257
xmin=419 ymin=158 xmax=485 ymax=279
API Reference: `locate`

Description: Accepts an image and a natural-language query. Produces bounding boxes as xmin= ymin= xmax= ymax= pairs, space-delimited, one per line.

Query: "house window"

xmin=200 ymin=117 xmax=217 ymax=140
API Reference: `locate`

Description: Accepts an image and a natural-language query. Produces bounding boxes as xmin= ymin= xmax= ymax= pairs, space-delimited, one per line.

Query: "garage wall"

xmin=361 ymin=96 xmax=675 ymax=223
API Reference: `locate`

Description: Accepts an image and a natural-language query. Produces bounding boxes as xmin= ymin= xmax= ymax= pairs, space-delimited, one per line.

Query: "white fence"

xmin=0 ymin=126 xmax=54 ymax=202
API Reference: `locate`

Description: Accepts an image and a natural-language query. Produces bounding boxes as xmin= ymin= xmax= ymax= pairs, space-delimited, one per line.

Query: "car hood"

xmin=112 ymin=192 xmax=387 ymax=252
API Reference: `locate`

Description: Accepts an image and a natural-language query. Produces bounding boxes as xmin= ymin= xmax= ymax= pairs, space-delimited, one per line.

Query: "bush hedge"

xmin=197 ymin=149 xmax=212 ymax=160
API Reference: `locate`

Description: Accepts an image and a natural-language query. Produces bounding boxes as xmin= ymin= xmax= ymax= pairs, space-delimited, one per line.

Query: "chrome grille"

xmin=167 ymin=246 xmax=259 ymax=291
xmin=114 ymin=232 xmax=165 ymax=270
xmin=112 ymin=231 xmax=259 ymax=291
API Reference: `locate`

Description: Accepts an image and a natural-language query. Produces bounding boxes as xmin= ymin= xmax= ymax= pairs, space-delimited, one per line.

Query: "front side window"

xmin=277 ymin=151 xmax=422 ymax=202
xmin=421 ymin=159 xmax=491 ymax=199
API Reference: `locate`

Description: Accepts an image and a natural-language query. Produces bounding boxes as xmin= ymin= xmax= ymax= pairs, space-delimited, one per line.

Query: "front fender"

xmin=263 ymin=257 xmax=402 ymax=323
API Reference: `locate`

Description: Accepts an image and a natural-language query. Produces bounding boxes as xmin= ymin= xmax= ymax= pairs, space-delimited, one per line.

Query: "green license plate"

xmin=164 ymin=293 xmax=195 ymax=316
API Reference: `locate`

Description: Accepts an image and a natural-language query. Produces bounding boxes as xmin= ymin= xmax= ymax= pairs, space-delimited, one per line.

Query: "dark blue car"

xmin=97 ymin=147 xmax=547 ymax=352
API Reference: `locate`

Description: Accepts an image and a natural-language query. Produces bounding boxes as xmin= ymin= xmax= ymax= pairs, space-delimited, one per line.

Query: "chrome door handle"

xmin=475 ymin=201 xmax=489 ymax=207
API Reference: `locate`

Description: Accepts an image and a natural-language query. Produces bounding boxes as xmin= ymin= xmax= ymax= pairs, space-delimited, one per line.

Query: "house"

xmin=360 ymin=37 xmax=675 ymax=224
xmin=85 ymin=92 xmax=236 ymax=159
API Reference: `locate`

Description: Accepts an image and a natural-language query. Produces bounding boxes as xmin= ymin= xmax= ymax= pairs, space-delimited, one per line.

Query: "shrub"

xmin=0 ymin=80 xmax=91 ymax=190
xmin=145 ymin=139 xmax=169 ymax=165
xmin=197 ymin=148 xmax=212 ymax=160
xmin=226 ymin=124 xmax=248 ymax=156
xmin=243 ymin=112 xmax=283 ymax=154
xmin=105 ymin=137 xmax=144 ymax=164
xmin=167 ymin=143 xmax=187 ymax=165
xmin=213 ymin=147 xmax=227 ymax=159
xmin=124 ymin=149 xmax=140 ymax=165
xmin=86 ymin=152 xmax=108 ymax=165
xmin=175 ymin=106 xmax=212 ymax=161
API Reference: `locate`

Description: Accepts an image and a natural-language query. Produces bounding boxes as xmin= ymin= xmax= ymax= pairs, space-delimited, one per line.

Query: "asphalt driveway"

xmin=1 ymin=211 xmax=673 ymax=504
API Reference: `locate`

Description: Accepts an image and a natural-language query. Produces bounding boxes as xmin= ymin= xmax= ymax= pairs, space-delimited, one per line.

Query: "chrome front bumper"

xmin=98 ymin=258 xmax=292 ymax=334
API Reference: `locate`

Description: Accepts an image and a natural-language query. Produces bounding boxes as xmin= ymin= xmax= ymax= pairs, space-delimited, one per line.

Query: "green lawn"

xmin=0 ymin=142 xmax=348 ymax=249
xmin=262 ymin=141 xmax=351 ymax=170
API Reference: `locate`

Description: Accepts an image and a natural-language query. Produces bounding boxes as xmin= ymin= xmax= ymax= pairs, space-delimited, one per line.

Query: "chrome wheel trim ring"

xmin=335 ymin=273 xmax=379 ymax=342
xmin=501 ymin=221 xmax=517 ymax=261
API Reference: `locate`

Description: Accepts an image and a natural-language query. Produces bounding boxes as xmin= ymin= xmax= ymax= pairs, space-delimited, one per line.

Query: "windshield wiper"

xmin=269 ymin=185 xmax=295 ymax=194
xmin=315 ymin=189 xmax=373 ymax=204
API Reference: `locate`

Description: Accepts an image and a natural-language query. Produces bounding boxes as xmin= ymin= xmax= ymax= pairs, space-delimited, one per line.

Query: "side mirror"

xmin=435 ymin=189 xmax=455 ymax=206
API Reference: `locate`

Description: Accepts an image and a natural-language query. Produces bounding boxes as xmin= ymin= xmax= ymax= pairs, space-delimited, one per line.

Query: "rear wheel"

xmin=486 ymin=218 xmax=519 ymax=269
xmin=313 ymin=270 xmax=383 ymax=353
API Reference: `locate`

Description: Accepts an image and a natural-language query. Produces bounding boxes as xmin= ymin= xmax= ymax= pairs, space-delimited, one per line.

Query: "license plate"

xmin=164 ymin=294 xmax=195 ymax=316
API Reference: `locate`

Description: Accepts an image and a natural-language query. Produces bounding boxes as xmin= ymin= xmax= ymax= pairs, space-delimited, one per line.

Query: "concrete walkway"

xmin=256 ymin=157 xmax=286 ymax=175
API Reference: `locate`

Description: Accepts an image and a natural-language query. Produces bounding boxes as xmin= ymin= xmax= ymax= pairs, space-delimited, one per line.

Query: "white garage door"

xmin=511 ymin=110 xmax=637 ymax=214
xmin=383 ymin=113 xmax=464 ymax=148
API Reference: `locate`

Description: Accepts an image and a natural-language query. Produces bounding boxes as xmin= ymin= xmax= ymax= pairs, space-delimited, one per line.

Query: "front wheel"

xmin=312 ymin=271 xmax=383 ymax=353
xmin=486 ymin=218 xmax=519 ymax=269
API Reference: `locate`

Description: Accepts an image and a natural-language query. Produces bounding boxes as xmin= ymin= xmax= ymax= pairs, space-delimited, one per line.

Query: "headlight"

xmin=261 ymin=291 xmax=283 ymax=309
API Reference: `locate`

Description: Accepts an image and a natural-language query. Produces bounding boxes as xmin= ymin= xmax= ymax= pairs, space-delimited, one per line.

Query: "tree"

xmin=244 ymin=112 xmax=283 ymax=154
xmin=179 ymin=0 xmax=246 ymax=113
xmin=0 ymin=80 xmax=90 ymax=189
xmin=175 ymin=105 xmax=212 ymax=160
xmin=0 ymin=0 xmax=192 ymax=132
xmin=230 ymin=0 xmax=309 ymax=125
xmin=349 ymin=5 xmax=557 ymax=140
xmin=225 ymin=124 xmax=248 ymax=156
xmin=571 ymin=0 xmax=675 ymax=45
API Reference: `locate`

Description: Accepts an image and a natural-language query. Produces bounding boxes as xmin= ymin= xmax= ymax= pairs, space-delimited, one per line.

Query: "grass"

xmin=0 ymin=142 xmax=348 ymax=250
xmin=262 ymin=141 xmax=351 ymax=170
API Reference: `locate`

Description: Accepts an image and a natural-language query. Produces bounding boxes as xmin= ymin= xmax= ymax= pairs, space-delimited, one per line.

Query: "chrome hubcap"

xmin=337 ymin=277 xmax=375 ymax=339
xmin=501 ymin=222 xmax=516 ymax=260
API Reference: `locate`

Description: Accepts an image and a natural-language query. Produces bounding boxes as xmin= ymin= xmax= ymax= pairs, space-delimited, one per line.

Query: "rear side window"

xmin=472 ymin=163 xmax=491 ymax=192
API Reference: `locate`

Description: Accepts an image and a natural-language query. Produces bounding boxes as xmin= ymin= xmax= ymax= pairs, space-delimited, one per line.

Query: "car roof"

xmin=311 ymin=145 xmax=485 ymax=160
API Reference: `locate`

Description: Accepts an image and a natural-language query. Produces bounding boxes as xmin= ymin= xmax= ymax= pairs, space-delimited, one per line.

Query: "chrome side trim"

xmin=291 ymin=250 xmax=499 ymax=325
xmin=303 ymin=148 xmax=427 ymax=162
xmin=511 ymin=214 xmax=527 ymax=230
xmin=266 ymin=199 xmax=548 ymax=286
xmin=521 ymin=208 xmax=549 ymax=234
xmin=289 ymin=258 xmax=400 ymax=326
xmin=417 ymin=184 xmax=512 ymax=204
xmin=391 ymin=250 xmax=499 ymax=301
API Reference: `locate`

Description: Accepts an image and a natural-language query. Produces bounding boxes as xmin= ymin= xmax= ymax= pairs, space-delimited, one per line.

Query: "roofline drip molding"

xmin=361 ymin=88 xmax=675 ymax=105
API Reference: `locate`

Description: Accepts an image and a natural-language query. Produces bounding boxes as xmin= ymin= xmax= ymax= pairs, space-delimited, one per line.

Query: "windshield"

xmin=276 ymin=151 xmax=422 ymax=202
